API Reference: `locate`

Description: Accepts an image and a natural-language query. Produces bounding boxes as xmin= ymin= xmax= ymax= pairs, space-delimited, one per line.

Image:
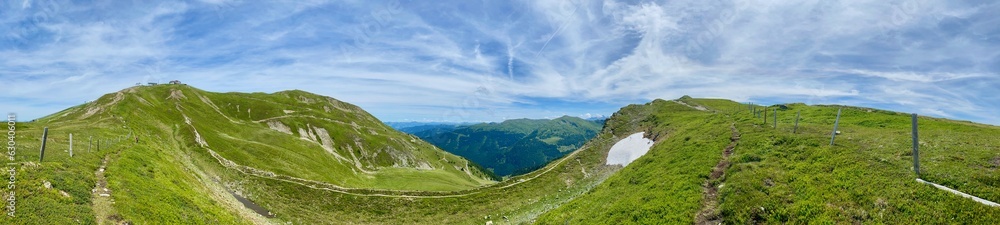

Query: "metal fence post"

xmin=773 ymin=108 xmax=777 ymax=129
xmin=830 ymin=108 xmax=842 ymax=146
xmin=912 ymin=113 xmax=920 ymax=177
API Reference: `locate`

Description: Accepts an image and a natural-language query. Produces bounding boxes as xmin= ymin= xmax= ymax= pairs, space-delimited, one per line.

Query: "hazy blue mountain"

xmin=385 ymin=121 xmax=474 ymax=131
xmin=398 ymin=124 xmax=464 ymax=134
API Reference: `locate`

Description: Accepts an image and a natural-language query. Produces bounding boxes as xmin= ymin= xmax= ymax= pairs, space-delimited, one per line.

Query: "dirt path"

xmin=92 ymin=155 xmax=120 ymax=225
xmin=695 ymin=123 xmax=740 ymax=224
xmin=673 ymin=100 xmax=708 ymax=111
xmin=251 ymin=114 xmax=351 ymax=126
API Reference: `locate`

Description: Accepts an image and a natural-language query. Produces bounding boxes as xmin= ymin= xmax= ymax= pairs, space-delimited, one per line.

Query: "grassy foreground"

xmin=537 ymin=98 xmax=1000 ymax=224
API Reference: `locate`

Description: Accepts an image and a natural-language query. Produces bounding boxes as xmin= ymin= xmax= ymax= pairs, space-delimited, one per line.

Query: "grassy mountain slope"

xmin=536 ymin=98 xmax=1000 ymax=224
xmin=414 ymin=116 xmax=602 ymax=177
xmin=2 ymin=85 xmax=492 ymax=224
xmin=5 ymin=90 xmax=998 ymax=224
xmin=213 ymin=100 xmax=656 ymax=224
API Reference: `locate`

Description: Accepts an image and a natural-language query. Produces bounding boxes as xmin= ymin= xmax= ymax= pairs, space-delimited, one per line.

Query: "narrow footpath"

xmin=92 ymin=155 xmax=118 ymax=224
xmin=695 ymin=123 xmax=740 ymax=224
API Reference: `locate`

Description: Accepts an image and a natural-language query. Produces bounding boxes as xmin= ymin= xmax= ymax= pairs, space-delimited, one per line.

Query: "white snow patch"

xmin=606 ymin=132 xmax=654 ymax=166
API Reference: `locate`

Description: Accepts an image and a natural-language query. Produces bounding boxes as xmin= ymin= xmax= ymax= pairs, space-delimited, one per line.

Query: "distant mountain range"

xmin=384 ymin=121 xmax=475 ymax=130
xmin=400 ymin=116 xmax=603 ymax=177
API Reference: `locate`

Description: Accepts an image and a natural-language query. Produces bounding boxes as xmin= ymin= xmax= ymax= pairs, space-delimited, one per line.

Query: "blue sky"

xmin=2 ymin=0 xmax=999 ymax=124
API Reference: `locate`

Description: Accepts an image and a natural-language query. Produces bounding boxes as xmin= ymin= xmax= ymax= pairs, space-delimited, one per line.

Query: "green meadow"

xmin=2 ymin=86 xmax=997 ymax=224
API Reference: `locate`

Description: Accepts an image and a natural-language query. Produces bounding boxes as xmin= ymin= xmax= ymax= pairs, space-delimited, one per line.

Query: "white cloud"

xmin=1 ymin=0 xmax=998 ymax=125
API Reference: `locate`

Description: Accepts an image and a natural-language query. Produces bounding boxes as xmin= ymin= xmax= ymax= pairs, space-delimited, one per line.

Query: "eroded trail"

xmin=92 ymin=155 xmax=118 ymax=224
xmin=695 ymin=123 xmax=740 ymax=224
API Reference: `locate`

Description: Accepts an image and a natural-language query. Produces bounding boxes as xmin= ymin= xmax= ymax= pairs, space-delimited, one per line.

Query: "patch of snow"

xmin=606 ymin=132 xmax=654 ymax=166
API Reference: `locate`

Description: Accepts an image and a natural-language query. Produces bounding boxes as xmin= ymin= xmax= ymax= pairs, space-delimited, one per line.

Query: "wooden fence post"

xmin=39 ymin=127 xmax=48 ymax=162
xmin=773 ymin=108 xmax=777 ymax=129
xmin=764 ymin=106 xmax=768 ymax=125
xmin=69 ymin=133 xmax=73 ymax=157
xmin=793 ymin=111 xmax=801 ymax=133
xmin=830 ymin=108 xmax=842 ymax=146
xmin=89 ymin=136 xmax=93 ymax=153
xmin=912 ymin=113 xmax=920 ymax=177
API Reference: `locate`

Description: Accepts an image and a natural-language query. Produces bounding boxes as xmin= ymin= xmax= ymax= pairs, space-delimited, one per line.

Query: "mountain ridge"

xmin=6 ymin=89 xmax=999 ymax=224
xmin=7 ymin=84 xmax=495 ymax=223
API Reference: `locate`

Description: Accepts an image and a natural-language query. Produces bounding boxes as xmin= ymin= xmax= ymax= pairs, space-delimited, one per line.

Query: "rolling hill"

xmin=2 ymin=84 xmax=492 ymax=224
xmin=536 ymin=98 xmax=1000 ymax=224
xmin=412 ymin=116 xmax=602 ymax=177
xmin=4 ymin=88 xmax=999 ymax=224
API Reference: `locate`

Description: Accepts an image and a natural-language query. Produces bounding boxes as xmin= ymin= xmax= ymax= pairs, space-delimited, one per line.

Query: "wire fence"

xmin=729 ymin=102 xmax=999 ymax=207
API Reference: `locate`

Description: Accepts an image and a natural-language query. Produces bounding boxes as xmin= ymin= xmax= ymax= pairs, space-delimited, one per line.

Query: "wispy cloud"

xmin=1 ymin=0 xmax=998 ymax=125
